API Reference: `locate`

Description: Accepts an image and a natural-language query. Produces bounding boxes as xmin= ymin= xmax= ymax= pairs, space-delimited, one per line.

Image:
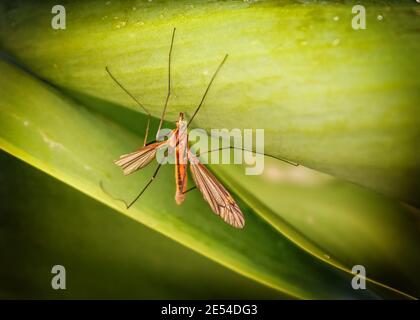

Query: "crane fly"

xmin=113 ymin=110 xmax=245 ymax=228
xmin=104 ymin=28 xmax=297 ymax=229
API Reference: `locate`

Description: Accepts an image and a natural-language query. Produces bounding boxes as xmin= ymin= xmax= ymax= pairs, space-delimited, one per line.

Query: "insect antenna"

xmin=187 ymin=54 xmax=229 ymax=127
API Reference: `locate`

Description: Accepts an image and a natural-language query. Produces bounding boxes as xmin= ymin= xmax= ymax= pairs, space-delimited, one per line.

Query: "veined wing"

xmin=115 ymin=141 xmax=165 ymax=175
xmin=188 ymin=151 xmax=245 ymax=229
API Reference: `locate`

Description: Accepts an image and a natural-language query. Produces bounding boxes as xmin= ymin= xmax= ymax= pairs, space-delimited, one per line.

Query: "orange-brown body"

xmin=174 ymin=113 xmax=188 ymax=205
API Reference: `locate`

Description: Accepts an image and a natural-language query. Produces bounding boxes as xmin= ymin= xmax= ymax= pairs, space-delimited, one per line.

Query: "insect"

xmin=104 ymin=28 xmax=297 ymax=229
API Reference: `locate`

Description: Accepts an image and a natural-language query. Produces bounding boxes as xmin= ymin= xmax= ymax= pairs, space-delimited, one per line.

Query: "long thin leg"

xmin=183 ymin=186 xmax=197 ymax=194
xmin=157 ymin=27 xmax=176 ymax=135
xmin=196 ymin=146 xmax=299 ymax=166
xmin=100 ymin=180 xmax=130 ymax=208
xmin=106 ymin=66 xmax=151 ymax=147
xmin=126 ymin=164 xmax=162 ymax=208
xmin=187 ymin=54 xmax=229 ymax=127
xmin=100 ymin=164 xmax=162 ymax=209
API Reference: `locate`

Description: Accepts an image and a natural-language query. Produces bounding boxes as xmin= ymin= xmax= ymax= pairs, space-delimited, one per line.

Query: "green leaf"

xmin=0 ymin=152 xmax=283 ymax=299
xmin=70 ymin=85 xmax=420 ymax=299
xmin=0 ymin=0 xmax=419 ymax=206
xmin=214 ymin=158 xmax=420 ymax=298
xmin=1 ymin=0 xmax=419 ymax=299
xmin=68 ymin=84 xmax=420 ymax=299
xmin=0 ymin=58 xmax=396 ymax=299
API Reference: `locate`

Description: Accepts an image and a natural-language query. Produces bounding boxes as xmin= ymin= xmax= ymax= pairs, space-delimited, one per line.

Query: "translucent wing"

xmin=188 ymin=151 xmax=245 ymax=229
xmin=115 ymin=141 xmax=165 ymax=175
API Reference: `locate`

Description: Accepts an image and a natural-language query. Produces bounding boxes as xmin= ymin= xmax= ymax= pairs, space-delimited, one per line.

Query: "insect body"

xmin=113 ymin=111 xmax=245 ymax=229
xmin=173 ymin=113 xmax=188 ymax=205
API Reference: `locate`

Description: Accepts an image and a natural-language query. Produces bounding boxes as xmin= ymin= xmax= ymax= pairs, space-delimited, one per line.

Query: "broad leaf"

xmin=0 ymin=0 xmax=419 ymax=205
xmin=0 ymin=59 xmax=392 ymax=299
xmin=0 ymin=152 xmax=283 ymax=299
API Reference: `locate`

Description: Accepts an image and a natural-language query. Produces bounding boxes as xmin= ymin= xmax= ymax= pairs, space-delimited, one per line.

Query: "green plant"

xmin=0 ymin=0 xmax=419 ymax=299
